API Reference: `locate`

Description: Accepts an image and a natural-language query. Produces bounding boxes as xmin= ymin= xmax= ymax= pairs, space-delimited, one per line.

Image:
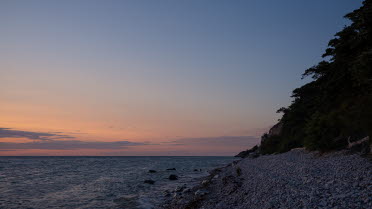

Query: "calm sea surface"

xmin=0 ymin=156 xmax=233 ymax=209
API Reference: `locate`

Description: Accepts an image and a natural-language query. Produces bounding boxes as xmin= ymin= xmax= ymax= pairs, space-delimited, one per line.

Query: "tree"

xmin=260 ymin=0 xmax=372 ymax=153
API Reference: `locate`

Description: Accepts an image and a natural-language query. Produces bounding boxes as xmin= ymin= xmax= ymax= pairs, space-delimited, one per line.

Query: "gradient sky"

xmin=0 ymin=0 xmax=363 ymax=156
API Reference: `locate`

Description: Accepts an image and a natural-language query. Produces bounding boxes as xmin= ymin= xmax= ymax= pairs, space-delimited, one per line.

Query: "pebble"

xmin=162 ymin=149 xmax=372 ymax=209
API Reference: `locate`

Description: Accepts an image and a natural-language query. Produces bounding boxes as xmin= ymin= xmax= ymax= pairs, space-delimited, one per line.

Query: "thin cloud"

xmin=0 ymin=128 xmax=75 ymax=140
xmin=0 ymin=140 xmax=147 ymax=150
xmin=0 ymin=127 xmax=147 ymax=150
xmin=164 ymin=136 xmax=260 ymax=147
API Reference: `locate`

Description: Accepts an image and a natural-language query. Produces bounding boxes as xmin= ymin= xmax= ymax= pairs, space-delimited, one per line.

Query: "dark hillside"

xmin=243 ymin=0 xmax=372 ymax=155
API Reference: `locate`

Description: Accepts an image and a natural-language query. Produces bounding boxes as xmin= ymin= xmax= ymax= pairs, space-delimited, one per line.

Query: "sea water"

xmin=0 ymin=156 xmax=233 ymax=209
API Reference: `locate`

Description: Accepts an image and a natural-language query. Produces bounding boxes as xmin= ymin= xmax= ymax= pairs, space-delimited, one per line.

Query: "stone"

xmin=194 ymin=189 xmax=209 ymax=198
xmin=169 ymin=174 xmax=178 ymax=180
xmin=144 ymin=180 xmax=155 ymax=184
xmin=347 ymin=136 xmax=370 ymax=154
xmin=202 ymin=180 xmax=210 ymax=186
xmin=173 ymin=192 xmax=182 ymax=198
xmin=174 ymin=185 xmax=186 ymax=192
xmin=165 ymin=148 xmax=372 ymax=208
xmin=235 ymin=145 xmax=259 ymax=158
xmin=248 ymin=151 xmax=260 ymax=158
xmin=163 ymin=190 xmax=171 ymax=197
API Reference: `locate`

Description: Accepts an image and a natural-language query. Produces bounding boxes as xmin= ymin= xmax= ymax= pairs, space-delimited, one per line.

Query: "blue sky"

xmin=0 ymin=0 xmax=363 ymax=155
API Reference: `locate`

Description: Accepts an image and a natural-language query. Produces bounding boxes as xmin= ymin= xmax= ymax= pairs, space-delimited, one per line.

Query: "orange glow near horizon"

xmin=1 ymin=70 xmax=271 ymax=155
xmin=0 ymin=97 xmax=264 ymax=155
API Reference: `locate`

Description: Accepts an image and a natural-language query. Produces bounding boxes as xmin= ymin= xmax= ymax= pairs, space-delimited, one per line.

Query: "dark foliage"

xmin=261 ymin=0 xmax=372 ymax=153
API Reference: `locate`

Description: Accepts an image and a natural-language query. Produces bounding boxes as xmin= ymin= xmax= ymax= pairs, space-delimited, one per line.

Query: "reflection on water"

xmin=0 ymin=156 xmax=233 ymax=209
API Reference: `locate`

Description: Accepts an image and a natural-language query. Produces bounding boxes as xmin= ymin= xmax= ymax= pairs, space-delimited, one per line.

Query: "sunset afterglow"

xmin=0 ymin=0 xmax=361 ymax=155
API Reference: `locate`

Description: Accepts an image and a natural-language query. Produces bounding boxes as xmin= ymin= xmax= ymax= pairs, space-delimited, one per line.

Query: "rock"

xmin=173 ymin=192 xmax=182 ymax=198
xmin=169 ymin=174 xmax=178 ymax=180
xmin=194 ymin=189 xmax=209 ymax=198
xmin=202 ymin=180 xmax=210 ymax=186
xmin=268 ymin=122 xmax=283 ymax=136
xmin=167 ymin=168 xmax=176 ymax=171
xmin=236 ymin=167 xmax=242 ymax=176
xmin=193 ymin=169 xmax=199 ymax=171
xmin=319 ymin=199 xmax=327 ymax=207
xmin=248 ymin=151 xmax=260 ymax=158
xmin=166 ymin=148 xmax=372 ymax=209
xmin=174 ymin=185 xmax=186 ymax=192
xmin=238 ymin=123 xmax=282 ymax=158
xmin=144 ymin=180 xmax=155 ymax=184
xmin=163 ymin=190 xmax=171 ymax=197
xmin=235 ymin=145 xmax=259 ymax=158
xmin=347 ymin=136 xmax=370 ymax=154
xmin=148 ymin=170 xmax=157 ymax=173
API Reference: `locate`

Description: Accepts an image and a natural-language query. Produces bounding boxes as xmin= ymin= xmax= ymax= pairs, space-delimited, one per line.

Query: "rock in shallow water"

xmin=144 ymin=180 xmax=155 ymax=184
xmin=167 ymin=168 xmax=176 ymax=171
xmin=169 ymin=174 xmax=178 ymax=180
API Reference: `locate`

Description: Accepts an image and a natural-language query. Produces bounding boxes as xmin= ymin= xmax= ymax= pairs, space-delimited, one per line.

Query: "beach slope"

xmin=161 ymin=149 xmax=372 ymax=209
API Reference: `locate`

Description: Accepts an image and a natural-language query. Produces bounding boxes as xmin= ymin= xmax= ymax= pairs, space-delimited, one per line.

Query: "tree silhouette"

xmin=260 ymin=0 xmax=372 ymax=153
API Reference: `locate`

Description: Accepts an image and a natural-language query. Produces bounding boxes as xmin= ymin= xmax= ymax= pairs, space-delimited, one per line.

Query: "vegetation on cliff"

xmin=259 ymin=0 xmax=372 ymax=154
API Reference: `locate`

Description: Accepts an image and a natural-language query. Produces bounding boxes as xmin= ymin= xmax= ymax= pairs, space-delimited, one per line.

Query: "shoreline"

xmin=158 ymin=149 xmax=372 ymax=209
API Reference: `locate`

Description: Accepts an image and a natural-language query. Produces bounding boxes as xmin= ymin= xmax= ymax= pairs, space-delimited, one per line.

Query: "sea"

xmin=0 ymin=156 xmax=234 ymax=209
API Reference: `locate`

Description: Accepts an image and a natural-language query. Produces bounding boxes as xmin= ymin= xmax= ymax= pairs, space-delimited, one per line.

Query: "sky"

xmin=0 ymin=0 xmax=363 ymax=156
